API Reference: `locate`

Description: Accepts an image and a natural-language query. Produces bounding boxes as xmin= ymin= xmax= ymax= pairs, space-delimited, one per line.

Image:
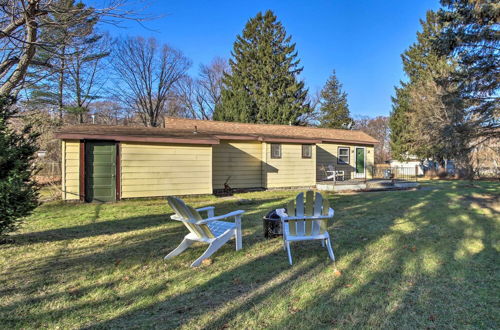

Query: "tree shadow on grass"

xmin=80 ymin=190 xmax=436 ymax=328
xmin=2 ymin=186 xmax=498 ymax=328
xmin=263 ymin=187 xmax=499 ymax=328
xmin=8 ymin=197 xmax=288 ymax=246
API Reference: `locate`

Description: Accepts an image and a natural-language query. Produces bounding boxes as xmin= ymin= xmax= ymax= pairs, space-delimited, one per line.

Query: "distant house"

xmin=388 ymin=156 xmax=425 ymax=175
xmin=55 ymin=118 xmax=378 ymax=202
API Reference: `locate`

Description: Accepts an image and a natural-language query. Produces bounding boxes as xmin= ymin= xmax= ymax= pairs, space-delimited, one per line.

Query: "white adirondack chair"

xmin=325 ymin=164 xmax=344 ymax=182
xmin=277 ymin=191 xmax=335 ymax=265
xmin=165 ymin=196 xmax=244 ymax=267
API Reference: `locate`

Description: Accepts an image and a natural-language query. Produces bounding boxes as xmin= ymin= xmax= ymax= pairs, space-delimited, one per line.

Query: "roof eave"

xmin=54 ymin=132 xmax=220 ymax=145
xmin=320 ymin=138 xmax=378 ymax=145
xmin=259 ymin=136 xmax=322 ymax=144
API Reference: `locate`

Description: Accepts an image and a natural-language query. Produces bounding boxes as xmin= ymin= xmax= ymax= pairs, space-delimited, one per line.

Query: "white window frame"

xmin=337 ymin=147 xmax=350 ymax=164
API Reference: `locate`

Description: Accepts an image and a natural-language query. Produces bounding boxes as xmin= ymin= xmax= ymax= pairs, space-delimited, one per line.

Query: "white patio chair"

xmin=277 ymin=191 xmax=335 ymax=265
xmin=325 ymin=165 xmax=344 ymax=182
xmin=326 ymin=164 xmax=345 ymax=181
xmin=165 ymin=196 xmax=244 ymax=267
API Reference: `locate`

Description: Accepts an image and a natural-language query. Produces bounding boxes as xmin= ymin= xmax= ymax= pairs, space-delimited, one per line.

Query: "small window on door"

xmin=271 ymin=144 xmax=281 ymax=159
xmin=338 ymin=147 xmax=350 ymax=164
xmin=302 ymin=144 xmax=312 ymax=159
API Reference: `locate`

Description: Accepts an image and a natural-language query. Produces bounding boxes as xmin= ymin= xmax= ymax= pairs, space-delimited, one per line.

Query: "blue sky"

xmin=104 ymin=0 xmax=440 ymax=118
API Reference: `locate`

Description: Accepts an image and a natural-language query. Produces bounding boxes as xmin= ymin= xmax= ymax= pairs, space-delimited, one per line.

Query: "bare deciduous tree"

xmin=176 ymin=57 xmax=228 ymax=120
xmin=354 ymin=115 xmax=392 ymax=163
xmin=112 ymin=37 xmax=191 ymax=127
xmin=89 ymin=100 xmax=124 ymax=125
xmin=0 ymin=0 xmax=148 ymax=96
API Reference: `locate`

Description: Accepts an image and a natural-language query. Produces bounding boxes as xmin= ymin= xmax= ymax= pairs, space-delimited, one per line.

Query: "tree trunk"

xmin=0 ymin=2 xmax=39 ymax=95
xmin=58 ymin=52 xmax=66 ymax=121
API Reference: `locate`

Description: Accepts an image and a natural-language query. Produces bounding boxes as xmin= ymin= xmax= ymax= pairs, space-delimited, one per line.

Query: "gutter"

xmin=54 ymin=132 xmax=220 ymax=145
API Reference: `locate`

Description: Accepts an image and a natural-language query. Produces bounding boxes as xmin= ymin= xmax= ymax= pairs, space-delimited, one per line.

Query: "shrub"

xmin=0 ymin=96 xmax=39 ymax=237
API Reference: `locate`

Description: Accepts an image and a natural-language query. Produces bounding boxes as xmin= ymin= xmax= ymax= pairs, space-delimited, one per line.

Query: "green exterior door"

xmin=355 ymin=147 xmax=365 ymax=177
xmin=85 ymin=141 xmax=116 ymax=202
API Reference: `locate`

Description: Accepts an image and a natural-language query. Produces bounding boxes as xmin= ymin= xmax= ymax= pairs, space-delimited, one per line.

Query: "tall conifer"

xmin=436 ymin=0 xmax=499 ymax=131
xmin=390 ymin=11 xmax=456 ymax=161
xmin=317 ymin=70 xmax=353 ymax=129
xmin=214 ymin=10 xmax=310 ymax=124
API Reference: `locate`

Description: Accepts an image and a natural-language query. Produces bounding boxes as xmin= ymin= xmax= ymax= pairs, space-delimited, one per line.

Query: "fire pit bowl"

xmin=263 ymin=209 xmax=285 ymax=238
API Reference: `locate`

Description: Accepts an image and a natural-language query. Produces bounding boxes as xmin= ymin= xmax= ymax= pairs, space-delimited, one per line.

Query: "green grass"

xmin=1 ymin=181 xmax=499 ymax=329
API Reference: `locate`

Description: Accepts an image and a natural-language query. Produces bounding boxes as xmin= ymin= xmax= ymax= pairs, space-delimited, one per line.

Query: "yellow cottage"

xmin=55 ymin=118 xmax=378 ymax=202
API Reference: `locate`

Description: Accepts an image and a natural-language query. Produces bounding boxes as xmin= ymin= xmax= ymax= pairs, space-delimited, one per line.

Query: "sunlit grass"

xmin=1 ymin=180 xmax=499 ymax=328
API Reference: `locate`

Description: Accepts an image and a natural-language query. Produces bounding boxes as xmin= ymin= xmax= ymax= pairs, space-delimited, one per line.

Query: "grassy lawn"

xmin=1 ymin=181 xmax=499 ymax=329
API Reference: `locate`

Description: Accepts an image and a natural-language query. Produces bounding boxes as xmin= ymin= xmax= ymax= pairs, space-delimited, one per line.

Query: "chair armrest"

xmin=197 ymin=210 xmax=245 ymax=224
xmin=196 ymin=206 xmax=215 ymax=218
xmin=170 ymin=214 xmax=197 ymax=223
xmin=196 ymin=206 xmax=215 ymax=212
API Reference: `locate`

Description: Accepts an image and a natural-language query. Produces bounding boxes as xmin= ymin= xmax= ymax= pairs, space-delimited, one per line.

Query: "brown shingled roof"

xmin=165 ymin=117 xmax=378 ymax=145
xmin=54 ymin=125 xmax=219 ymax=144
xmin=55 ymin=118 xmax=378 ymax=145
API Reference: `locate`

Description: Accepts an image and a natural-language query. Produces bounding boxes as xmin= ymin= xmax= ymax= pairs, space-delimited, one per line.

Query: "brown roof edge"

xmin=214 ymin=134 xmax=259 ymax=141
xmin=259 ymin=136 xmax=322 ymax=144
xmin=54 ymin=132 xmax=220 ymax=145
xmin=321 ymin=138 xmax=378 ymax=146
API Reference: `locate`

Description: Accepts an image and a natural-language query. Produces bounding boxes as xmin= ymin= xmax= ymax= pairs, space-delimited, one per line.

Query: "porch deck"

xmin=316 ymin=179 xmax=419 ymax=192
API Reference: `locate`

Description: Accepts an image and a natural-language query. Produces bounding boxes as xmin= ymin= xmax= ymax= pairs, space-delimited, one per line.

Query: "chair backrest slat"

xmin=305 ymin=191 xmax=314 ymax=216
xmin=313 ymin=192 xmax=323 ymax=216
xmin=287 ymin=199 xmax=297 ymax=236
xmin=285 ymin=191 xmax=332 ymax=237
xmin=304 ymin=191 xmax=314 ymax=235
xmin=295 ymin=193 xmax=304 ymax=216
xmin=320 ymin=198 xmax=330 ymax=234
xmin=287 ymin=200 xmax=296 ymax=217
xmin=167 ymin=196 xmax=214 ymax=239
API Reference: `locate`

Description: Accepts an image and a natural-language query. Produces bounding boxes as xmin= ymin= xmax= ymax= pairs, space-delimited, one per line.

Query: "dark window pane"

xmin=302 ymin=145 xmax=312 ymax=158
xmin=271 ymin=144 xmax=281 ymax=159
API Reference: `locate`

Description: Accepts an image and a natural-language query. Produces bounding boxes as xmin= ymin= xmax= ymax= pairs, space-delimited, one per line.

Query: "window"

xmin=302 ymin=144 xmax=312 ymax=159
xmin=338 ymin=147 xmax=350 ymax=164
xmin=271 ymin=144 xmax=281 ymax=159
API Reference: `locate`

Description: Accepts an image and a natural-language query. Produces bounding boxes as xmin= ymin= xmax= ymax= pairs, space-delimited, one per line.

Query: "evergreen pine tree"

xmin=390 ymin=10 xmax=474 ymax=176
xmin=0 ymin=96 xmax=39 ymax=237
xmin=389 ymin=84 xmax=412 ymax=160
xmin=390 ymin=11 xmax=456 ymax=162
xmin=214 ymin=10 xmax=310 ymax=124
xmin=436 ymin=0 xmax=499 ymax=131
xmin=317 ymin=70 xmax=353 ymax=129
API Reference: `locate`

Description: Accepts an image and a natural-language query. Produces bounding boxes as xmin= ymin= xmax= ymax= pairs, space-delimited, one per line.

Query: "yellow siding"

xmin=366 ymin=146 xmax=374 ymax=179
xmin=264 ymin=143 xmax=316 ymax=188
xmin=62 ymin=140 xmax=80 ymax=200
xmin=316 ymin=143 xmax=375 ymax=180
xmin=120 ymin=142 xmax=212 ymax=198
xmin=212 ymin=141 xmax=263 ymax=189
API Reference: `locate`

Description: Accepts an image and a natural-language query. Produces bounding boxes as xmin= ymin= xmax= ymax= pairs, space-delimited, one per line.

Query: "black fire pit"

xmin=263 ymin=209 xmax=285 ymax=238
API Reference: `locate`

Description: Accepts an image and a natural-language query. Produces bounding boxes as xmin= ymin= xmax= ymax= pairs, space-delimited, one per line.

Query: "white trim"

xmin=337 ymin=147 xmax=350 ymax=164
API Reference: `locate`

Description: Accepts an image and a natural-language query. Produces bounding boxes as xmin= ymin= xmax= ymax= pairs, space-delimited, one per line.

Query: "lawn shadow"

xmin=265 ymin=186 xmax=500 ymax=328
xmin=80 ymin=190 xmax=436 ymax=328
xmin=2 ymin=184 xmax=498 ymax=328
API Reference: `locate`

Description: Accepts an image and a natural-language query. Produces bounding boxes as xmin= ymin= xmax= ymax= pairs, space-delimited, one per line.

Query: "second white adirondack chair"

xmin=325 ymin=165 xmax=345 ymax=182
xmin=165 ymin=196 xmax=244 ymax=267
xmin=277 ymin=191 xmax=335 ymax=265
